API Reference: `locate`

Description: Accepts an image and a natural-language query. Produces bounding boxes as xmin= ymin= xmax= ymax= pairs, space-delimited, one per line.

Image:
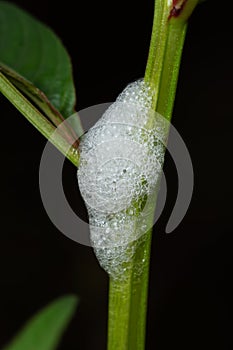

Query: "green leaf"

xmin=0 ymin=1 xmax=76 ymax=119
xmin=2 ymin=295 xmax=78 ymax=350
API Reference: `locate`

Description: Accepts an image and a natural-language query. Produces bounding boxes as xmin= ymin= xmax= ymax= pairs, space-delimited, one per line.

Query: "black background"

xmin=0 ymin=0 xmax=232 ymax=349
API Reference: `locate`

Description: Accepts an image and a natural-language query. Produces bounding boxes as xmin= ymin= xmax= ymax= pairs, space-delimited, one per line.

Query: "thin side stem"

xmin=0 ymin=72 xmax=79 ymax=167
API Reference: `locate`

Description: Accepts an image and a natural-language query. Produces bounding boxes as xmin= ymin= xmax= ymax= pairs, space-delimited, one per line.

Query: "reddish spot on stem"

xmin=168 ymin=0 xmax=187 ymax=19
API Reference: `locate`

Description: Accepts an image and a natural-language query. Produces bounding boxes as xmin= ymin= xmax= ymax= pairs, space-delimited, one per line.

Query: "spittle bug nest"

xmin=77 ymin=80 xmax=168 ymax=280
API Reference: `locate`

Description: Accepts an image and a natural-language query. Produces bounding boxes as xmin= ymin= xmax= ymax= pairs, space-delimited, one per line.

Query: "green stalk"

xmin=108 ymin=272 xmax=132 ymax=349
xmin=144 ymin=0 xmax=171 ymax=109
xmin=156 ymin=22 xmax=187 ymax=119
xmin=108 ymin=232 xmax=152 ymax=350
xmin=127 ymin=231 xmax=152 ymax=349
xmin=0 ymin=72 xmax=79 ymax=167
xmin=107 ymin=1 xmax=199 ymax=349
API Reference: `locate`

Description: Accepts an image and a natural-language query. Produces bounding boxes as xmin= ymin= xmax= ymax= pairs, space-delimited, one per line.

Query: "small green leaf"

xmin=3 ymin=295 xmax=78 ymax=350
xmin=0 ymin=1 xmax=76 ymax=118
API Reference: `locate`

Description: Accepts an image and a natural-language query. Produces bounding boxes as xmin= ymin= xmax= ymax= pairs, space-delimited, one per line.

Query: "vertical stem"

xmin=108 ymin=274 xmax=132 ymax=350
xmin=144 ymin=0 xmax=171 ymax=109
xmin=107 ymin=231 xmax=152 ymax=350
xmin=145 ymin=0 xmax=199 ymax=119
xmin=128 ymin=231 xmax=152 ymax=349
xmin=156 ymin=22 xmax=187 ymax=120
xmin=107 ymin=1 xmax=200 ymax=350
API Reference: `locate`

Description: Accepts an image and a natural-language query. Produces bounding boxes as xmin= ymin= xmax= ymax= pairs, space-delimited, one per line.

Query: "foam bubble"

xmin=77 ymin=80 xmax=168 ymax=280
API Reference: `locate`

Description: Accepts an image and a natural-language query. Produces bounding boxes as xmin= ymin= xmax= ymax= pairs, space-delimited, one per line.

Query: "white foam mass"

xmin=77 ymin=80 xmax=168 ymax=280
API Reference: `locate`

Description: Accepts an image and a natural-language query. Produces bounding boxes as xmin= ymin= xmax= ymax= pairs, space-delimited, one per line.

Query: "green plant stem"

xmin=108 ymin=231 xmax=152 ymax=350
xmin=108 ymin=272 xmax=132 ymax=350
xmin=144 ymin=0 xmax=171 ymax=109
xmin=127 ymin=231 xmax=152 ymax=349
xmin=145 ymin=0 xmax=199 ymax=119
xmin=0 ymin=72 xmax=79 ymax=167
xmin=156 ymin=22 xmax=187 ymax=119
xmin=107 ymin=1 xmax=199 ymax=350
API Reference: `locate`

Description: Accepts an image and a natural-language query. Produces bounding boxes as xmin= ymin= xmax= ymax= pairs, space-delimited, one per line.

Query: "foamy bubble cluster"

xmin=77 ymin=80 xmax=168 ymax=280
